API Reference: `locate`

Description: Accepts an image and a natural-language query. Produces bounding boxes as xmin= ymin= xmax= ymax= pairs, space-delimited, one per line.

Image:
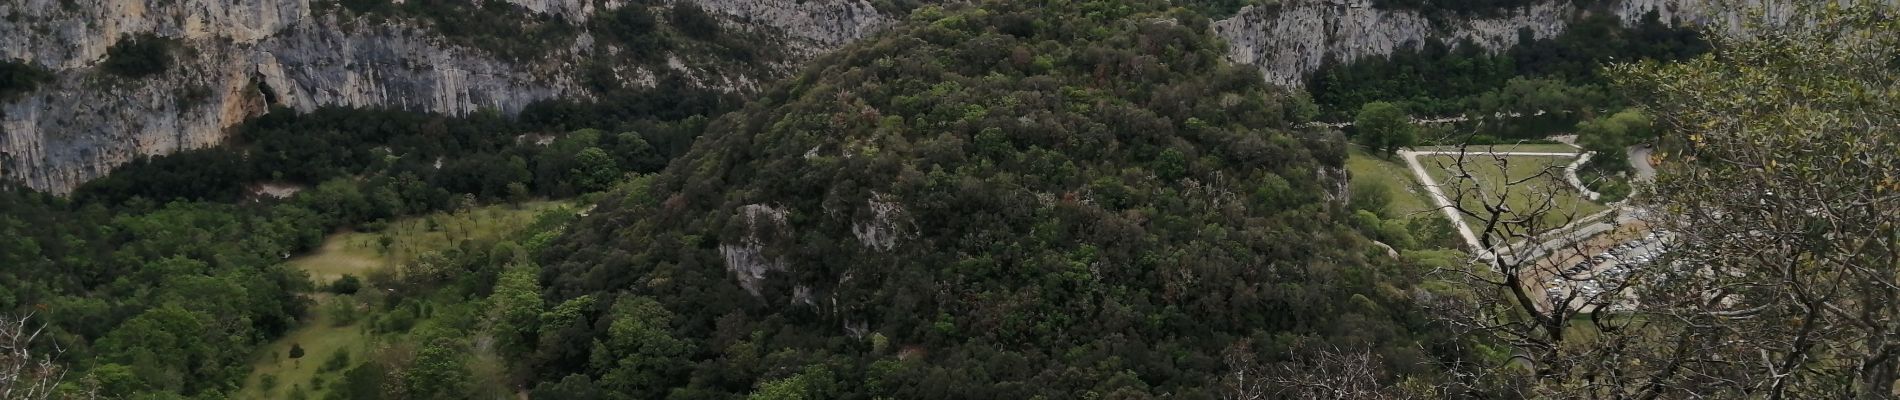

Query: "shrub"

xmin=0 ymin=60 xmax=51 ymax=99
xmin=669 ymin=3 xmax=720 ymax=40
xmin=101 ymin=34 xmax=174 ymax=78
xmin=320 ymin=349 xmax=351 ymax=372
xmin=592 ymin=6 xmax=670 ymax=61
xmin=328 ymin=274 xmax=362 ymax=294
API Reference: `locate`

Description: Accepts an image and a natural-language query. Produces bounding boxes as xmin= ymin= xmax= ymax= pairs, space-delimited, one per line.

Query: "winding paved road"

xmin=1628 ymin=145 xmax=1657 ymax=182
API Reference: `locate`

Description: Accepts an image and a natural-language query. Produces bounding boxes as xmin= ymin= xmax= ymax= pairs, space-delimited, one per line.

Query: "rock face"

xmin=720 ymin=203 xmax=792 ymax=296
xmin=0 ymin=0 xmax=1809 ymax=194
xmin=1211 ymin=0 xmax=1760 ymax=87
xmin=688 ymin=0 xmax=889 ymax=57
xmin=0 ymin=0 xmax=894 ymax=194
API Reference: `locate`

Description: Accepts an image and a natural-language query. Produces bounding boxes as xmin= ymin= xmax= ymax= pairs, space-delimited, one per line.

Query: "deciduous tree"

xmin=1354 ymin=102 xmax=1413 ymax=157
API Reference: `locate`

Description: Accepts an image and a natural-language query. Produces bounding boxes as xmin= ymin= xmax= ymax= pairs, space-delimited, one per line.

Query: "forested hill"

xmin=526 ymin=1 xmax=1451 ymax=397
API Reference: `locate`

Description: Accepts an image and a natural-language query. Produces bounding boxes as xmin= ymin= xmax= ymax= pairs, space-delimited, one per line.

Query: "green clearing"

xmin=238 ymin=200 xmax=570 ymax=399
xmin=1346 ymin=146 xmax=1437 ymax=220
xmin=291 ymin=200 xmax=568 ymax=285
xmin=1418 ymin=154 xmax=1606 ymax=228
xmin=235 ymin=295 xmax=368 ymax=400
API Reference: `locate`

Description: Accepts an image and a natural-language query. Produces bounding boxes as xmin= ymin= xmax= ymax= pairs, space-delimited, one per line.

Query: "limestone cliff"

xmin=1211 ymin=0 xmax=1764 ymax=88
xmin=0 ymin=0 xmax=894 ymax=194
xmin=0 ymin=0 xmax=1806 ymax=194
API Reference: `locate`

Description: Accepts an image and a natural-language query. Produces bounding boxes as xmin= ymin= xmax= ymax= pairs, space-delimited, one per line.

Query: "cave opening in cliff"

xmin=254 ymin=76 xmax=278 ymax=106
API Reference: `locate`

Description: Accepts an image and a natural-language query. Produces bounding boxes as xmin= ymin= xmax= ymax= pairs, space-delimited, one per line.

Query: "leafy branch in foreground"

xmin=1612 ymin=3 xmax=1900 ymax=397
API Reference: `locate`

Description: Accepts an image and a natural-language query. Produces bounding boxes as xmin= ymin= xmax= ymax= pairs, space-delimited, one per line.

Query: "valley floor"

xmin=237 ymin=201 xmax=568 ymax=399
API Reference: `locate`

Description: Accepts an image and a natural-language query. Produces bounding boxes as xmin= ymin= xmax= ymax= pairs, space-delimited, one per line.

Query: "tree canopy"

xmin=529 ymin=1 xmax=1453 ymax=397
xmin=1353 ymin=101 xmax=1415 ymax=156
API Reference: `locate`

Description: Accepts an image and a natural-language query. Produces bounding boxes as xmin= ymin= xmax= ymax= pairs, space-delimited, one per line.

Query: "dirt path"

xmin=1399 ymin=148 xmax=1596 ymax=257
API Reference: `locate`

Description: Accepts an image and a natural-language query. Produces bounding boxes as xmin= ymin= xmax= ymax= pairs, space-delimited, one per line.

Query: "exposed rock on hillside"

xmin=0 ymin=0 xmax=1793 ymax=194
xmin=530 ymin=3 xmax=1420 ymax=396
xmin=0 ymin=0 xmax=895 ymax=193
xmin=1212 ymin=0 xmax=1769 ymax=87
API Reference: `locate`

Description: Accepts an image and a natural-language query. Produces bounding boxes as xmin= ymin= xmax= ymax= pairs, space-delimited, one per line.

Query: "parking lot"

xmin=1541 ymin=230 xmax=1671 ymax=311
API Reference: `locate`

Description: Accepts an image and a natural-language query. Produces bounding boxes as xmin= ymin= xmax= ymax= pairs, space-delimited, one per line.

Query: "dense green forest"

xmin=0 ymin=2 xmax=747 ymax=397
xmin=2 ymin=0 xmax=1806 ymax=398
xmin=1307 ymin=11 xmax=1706 ymax=137
xmin=522 ymin=1 xmax=1465 ymax=398
xmin=0 ymin=73 xmax=735 ymax=397
xmin=75 ymin=78 xmax=733 ymax=206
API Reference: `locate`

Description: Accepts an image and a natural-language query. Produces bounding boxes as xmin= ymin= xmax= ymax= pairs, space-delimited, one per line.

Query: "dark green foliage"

xmin=336 ymin=0 xmax=383 ymax=13
xmin=331 ymin=362 xmax=387 ymax=400
xmin=403 ymin=335 xmax=471 ymax=399
xmin=1371 ymin=0 xmax=1550 ymax=17
xmin=320 ymin=0 xmax=577 ymax=59
xmin=570 ymin=147 xmax=621 ymax=192
xmin=1574 ymin=108 xmax=1652 ymax=200
xmin=533 ymin=1 xmax=1450 ymax=397
xmin=1179 ymin=0 xmax=1278 ymax=18
xmin=1576 ymin=109 xmax=1653 ymax=165
xmin=329 ymin=275 xmax=363 ymax=295
xmin=1353 ymin=101 xmax=1415 ymax=156
xmin=1348 ymin=179 xmax=1395 ymax=217
xmin=1307 ymin=12 xmax=1707 ymax=121
xmin=2 ymin=87 xmax=709 ymax=400
xmin=1309 ymin=38 xmax=1515 ymax=119
xmin=72 ymin=147 xmax=252 ymax=204
xmin=0 ymin=188 xmax=318 ymax=395
xmin=592 ymin=5 xmax=669 ymax=61
xmin=531 ymin=374 xmax=604 ymax=400
xmin=520 ymin=77 xmax=739 ymax=129
xmin=321 ymin=350 xmax=351 ymax=371
xmin=1465 ymin=77 xmax=1609 ymax=139
xmin=101 ymin=34 xmax=174 ymax=78
xmin=866 ymin=0 xmax=927 ymax=16
xmin=73 ymin=87 xmax=723 ymax=205
xmin=0 ymin=60 xmax=51 ymax=99
xmin=669 ymin=2 xmax=720 ymax=40
xmin=290 ymin=343 xmax=306 ymax=359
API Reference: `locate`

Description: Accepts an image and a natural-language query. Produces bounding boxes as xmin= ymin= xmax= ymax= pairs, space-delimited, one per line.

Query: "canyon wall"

xmin=1210 ymin=0 xmax=1771 ymax=87
xmin=0 ymin=0 xmax=893 ymax=193
xmin=0 ymin=0 xmax=1823 ymax=193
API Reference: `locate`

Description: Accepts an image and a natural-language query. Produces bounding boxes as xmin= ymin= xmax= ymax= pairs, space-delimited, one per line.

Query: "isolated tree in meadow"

xmin=1354 ymin=101 xmax=1413 ymax=157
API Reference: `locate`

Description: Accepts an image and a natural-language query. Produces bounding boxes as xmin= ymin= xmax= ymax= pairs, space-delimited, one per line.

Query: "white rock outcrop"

xmin=1212 ymin=0 xmax=1786 ymax=88
xmin=850 ymin=192 xmax=904 ymax=251
xmin=719 ymin=203 xmax=791 ymax=296
xmin=684 ymin=0 xmax=890 ymax=57
xmin=0 ymin=0 xmax=1820 ymax=194
xmin=0 ymin=0 xmax=892 ymax=193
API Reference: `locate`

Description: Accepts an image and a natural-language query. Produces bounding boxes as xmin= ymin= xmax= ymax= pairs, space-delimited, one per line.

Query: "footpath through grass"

xmin=238 ymin=200 xmax=569 ymax=399
xmin=1418 ymin=154 xmax=1606 ymax=229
